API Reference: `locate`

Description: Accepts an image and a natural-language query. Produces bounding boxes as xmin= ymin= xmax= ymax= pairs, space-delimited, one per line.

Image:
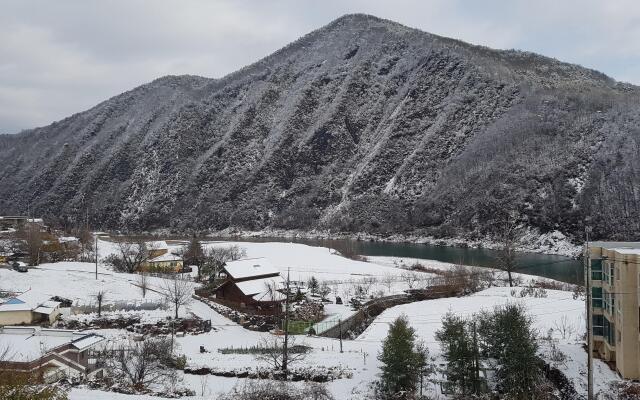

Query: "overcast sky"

xmin=2 ymin=0 xmax=639 ymax=134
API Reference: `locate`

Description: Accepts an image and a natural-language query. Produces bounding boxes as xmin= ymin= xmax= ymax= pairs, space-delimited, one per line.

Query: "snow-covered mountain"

xmin=1 ymin=14 xmax=639 ymax=241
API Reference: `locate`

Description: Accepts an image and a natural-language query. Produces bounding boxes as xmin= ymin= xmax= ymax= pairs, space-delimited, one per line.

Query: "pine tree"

xmin=435 ymin=312 xmax=479 ymax=395
xmin=478 ymin=304 xmax=540 ymax=399
xmin=184 ymin=235 xmax=204 ymax=279
xmin=377 ymin=314 xmax=428 ymax=399
xmin=307 ymin=276 xmax=319 ymax=296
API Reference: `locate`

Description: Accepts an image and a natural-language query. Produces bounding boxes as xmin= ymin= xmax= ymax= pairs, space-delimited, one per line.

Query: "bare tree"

xmin=554 ymin=315 xmax=576 ymax=340
xmin=254 ymin=336 xmax=308 ymax=371
xmin=199 ymin=374 xmax=209 ymax=397
xmin=494 ymin=213 xmax=523 ymax=287
xmin=111 ymin=240 xmax=151 ymax=273
xmin=401 ymin=271 xmax=420 ymax=289
xmin=104 ymin=337 xmax=175 ymax=390
xmin=318 ymin=282 xmax=331 ymax=301
xmin=382 ymin=273 xmax=395 ymax=293
xmin=361 ymin=276 xmax=378 ymax=295
xmin=162 ymin=274 xmax=194 ymax=319
xmin=77 ymin=227 xmax=95 ymax=262
xmin=200 ymin=245 xmax=247 ymax=282
xmin=18 ymin=223 xmax=43 ymax=266
xmin=95 ymin=290 xmax=106 ymax=317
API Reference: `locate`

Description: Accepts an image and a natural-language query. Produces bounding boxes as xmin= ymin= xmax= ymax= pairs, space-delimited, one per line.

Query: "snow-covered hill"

xmin=1 ymin=14 xmax=639 ymax=242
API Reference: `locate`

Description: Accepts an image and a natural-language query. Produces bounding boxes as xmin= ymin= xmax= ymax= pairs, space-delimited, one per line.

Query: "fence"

xmin=282 ymin=319 xmax=336 ymax=335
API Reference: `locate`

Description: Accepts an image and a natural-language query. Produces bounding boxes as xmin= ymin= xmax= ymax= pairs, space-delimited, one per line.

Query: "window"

xmin=591 ymin=259 xmax=603 ymax=281
xmin=610 ymin=263 xmax=615 ymax=285
xmin=603 ymin=290 xmax=616 ymax=315
xmin=604 ymin=318 xmax=616 ymax=346
xmin=592 ymin=287 xmax=603 ymax=308
xmin=593 ymin=314 xmax=604 ymax=336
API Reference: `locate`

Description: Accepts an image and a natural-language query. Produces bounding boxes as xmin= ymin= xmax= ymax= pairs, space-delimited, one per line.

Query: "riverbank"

xmin=195 ymin=227 xmax=582 ymax=258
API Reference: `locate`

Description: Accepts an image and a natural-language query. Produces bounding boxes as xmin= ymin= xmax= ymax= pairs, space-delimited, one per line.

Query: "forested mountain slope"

xmin=1 ymin=14 xmax=639 ymax=241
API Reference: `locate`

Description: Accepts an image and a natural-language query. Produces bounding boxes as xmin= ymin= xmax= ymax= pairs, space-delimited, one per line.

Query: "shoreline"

xmin=190 ymin=227 xmax=583 ymax=259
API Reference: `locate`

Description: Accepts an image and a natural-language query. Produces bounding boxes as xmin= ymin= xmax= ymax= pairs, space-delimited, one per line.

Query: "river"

xmin=209 ymin=236 xmax=584 ymax=285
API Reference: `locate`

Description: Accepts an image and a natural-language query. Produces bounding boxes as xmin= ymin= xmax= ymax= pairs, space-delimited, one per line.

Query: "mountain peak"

xmin=0 ymin=15 xmax=637 ymax=241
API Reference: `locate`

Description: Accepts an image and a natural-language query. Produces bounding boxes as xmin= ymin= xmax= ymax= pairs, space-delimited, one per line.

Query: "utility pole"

xmin=339 ymin=319 xmax=343 ymax=353
xmin=473 ymin=320 xmax=480 ymax=395
xmin=282 ymin=268 xmax=290 ymax=375
xmin=95 ymin=233 xmax=98 ymax=280
xmin=585 ymin=225 xmax=593 ymax=400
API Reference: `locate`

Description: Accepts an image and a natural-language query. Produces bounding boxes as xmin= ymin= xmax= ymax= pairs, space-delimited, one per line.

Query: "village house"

xmin=141 ymin=240 xmax=184 ymax=272
xmin=215 ymin=257 xmax=285 ymax=315
xmin=145 ymin=251 xmax=184 ymax=272
xmin=0 ymin=291 xmax=61 ymax=325
xmin=0 ymin=326 xmax=105 ymax=382
xmin=586 ymin=242 xmax=640 ymax=379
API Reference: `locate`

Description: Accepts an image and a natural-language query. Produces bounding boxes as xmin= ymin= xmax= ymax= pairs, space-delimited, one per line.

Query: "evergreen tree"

xmin=307 ymin=276 xmax=319 ymax=295
xmin=478 ymin=304 xmax=540 ymax=399
xmin=435 ymin=312 xmax=479 ymax=396
xmin=377 ymin=314 xmax=428 ymax=399
xmin=184 ymin=235 xmax=204 ymax=279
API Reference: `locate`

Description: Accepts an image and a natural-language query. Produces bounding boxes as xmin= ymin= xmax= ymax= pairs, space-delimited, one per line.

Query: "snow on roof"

xmin=147 ymin=240 xmax=168 ymax=250
xmin=71 ymin=333 xmax=105 ymax=351
xmin=235 ymin=275 xmax=285 ymax=301
xmin=224 ymin=258 xmax=280 ymax=280
xmin=0 ymin=298 xmax=31 ymax=312
xmin=610 ymin=248 xmax=640 ymax=255
xmin=58 ymin=236 xmax=79 ymax=243
xmin=33 ymin=301 xmax=61 ymax=315
xmin=590 ymin=241 xmax=640 ymax=250
xmin=148 ymin=252 xmax=182 ymax=263
xmin=0 ymin=327 xmax=104 ymax=362
xmin=0 ymin=291 xmax=57 ymax=313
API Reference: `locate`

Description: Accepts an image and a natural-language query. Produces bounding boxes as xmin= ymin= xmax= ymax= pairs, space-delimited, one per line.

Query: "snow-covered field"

xmin=0 ymin=238 xmax=610 ymax=399
xmin=68 ymin=285 xmax=609 ymax=399
xmin=0 ymin=261 xmax=167 ymax=307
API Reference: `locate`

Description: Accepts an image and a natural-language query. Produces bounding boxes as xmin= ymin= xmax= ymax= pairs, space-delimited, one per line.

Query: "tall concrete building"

xmin=586 ymin=242 xmax=640 ymax=379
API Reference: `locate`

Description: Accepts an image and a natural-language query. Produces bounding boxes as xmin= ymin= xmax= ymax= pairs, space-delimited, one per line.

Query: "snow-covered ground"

xmin=68 ymin=285 xmax=611 ymax=400
xmin=0 ymin=238 xmax=609 ymax=399
xmin=0 ymin=261 xmax=168 ymax=307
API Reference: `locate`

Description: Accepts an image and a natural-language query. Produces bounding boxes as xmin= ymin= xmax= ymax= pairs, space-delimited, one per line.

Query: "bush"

xmin=219 ymin=380 xmax=333 ymax=400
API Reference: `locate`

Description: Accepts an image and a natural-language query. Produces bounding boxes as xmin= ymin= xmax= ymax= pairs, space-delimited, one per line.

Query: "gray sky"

xmin=2 ymin=0 xmax=639 ymax=134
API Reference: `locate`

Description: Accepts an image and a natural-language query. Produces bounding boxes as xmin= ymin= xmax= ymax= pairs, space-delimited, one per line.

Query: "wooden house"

xmin=214 ymin=258 xmax=285 ymax=315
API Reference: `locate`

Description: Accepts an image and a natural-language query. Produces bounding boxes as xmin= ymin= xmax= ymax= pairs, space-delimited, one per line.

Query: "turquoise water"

xmin=212 ymin=236 xmax=584 ymax=285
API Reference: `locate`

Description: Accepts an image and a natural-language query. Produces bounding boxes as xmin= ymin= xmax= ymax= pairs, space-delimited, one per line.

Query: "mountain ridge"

xmin=1 ymin=14 xmax=639 ymax=242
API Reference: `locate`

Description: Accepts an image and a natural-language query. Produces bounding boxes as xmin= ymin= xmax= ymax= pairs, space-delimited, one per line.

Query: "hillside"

xmin=1 ymin=14 xmax=639 ymax=242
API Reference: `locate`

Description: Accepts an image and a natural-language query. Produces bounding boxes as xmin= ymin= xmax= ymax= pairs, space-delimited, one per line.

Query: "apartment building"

xmin=586 ymin=242 xmax=640 ymax=379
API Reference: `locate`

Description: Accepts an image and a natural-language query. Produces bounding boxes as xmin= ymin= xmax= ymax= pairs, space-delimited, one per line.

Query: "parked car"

xmin=12 ymin=261 xmax=28 ymax=272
